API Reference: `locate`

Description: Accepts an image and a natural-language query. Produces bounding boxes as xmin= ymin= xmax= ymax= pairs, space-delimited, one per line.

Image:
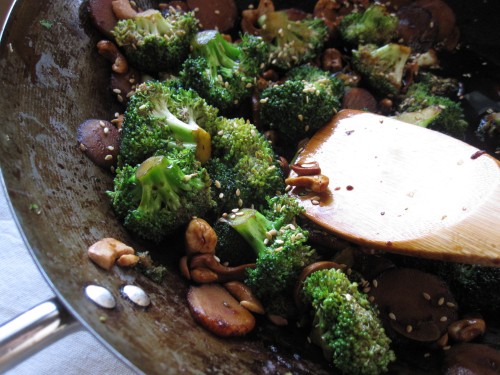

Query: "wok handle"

xmin=0 ymin=298 xmax=80 ymax=372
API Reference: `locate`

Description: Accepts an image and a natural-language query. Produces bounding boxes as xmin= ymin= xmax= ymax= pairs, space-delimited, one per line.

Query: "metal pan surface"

xmin=0 ymin=0 xmax=498 ymax=374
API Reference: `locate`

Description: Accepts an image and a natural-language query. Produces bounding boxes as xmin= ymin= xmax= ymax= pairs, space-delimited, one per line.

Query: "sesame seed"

xmin=440 ymin=316 xmax=448 ymax=322
xmin=424 ymin=353 xmax=431 ymax=358
xmin=112 ymin=88 xmax=121 ymax=94
xmin=446 ymin=302 xmax=456 ymax=308
xmin=298 ymin=114 xmax=304 ymax=121
xmin=311 ymin=199 xmax=320 ymax=205
xmin=99 ymin=121 xmax=106 ymax=127
xmin=238 ymin=199 xmax=243 ymax=207
xmin=264 ymin=238 xmax=269 ymax=245
xmin=103 ymin=127 xmax=110 ymax=134
xmin=215 ymin=180 xmax=221 ymax=189
xmin=245 ymin=83 xmax=253 ymax=88
xmin=79 ymin=143 xmax=87 ymax=151
xmin=236 ymin=212 xmax=245 ymax=216
xmin=275 ymin=239 xmax=284 ymax=245
xmin=104 ymin=154 xmax=113 ymax=161
xmin=372 ymin=279 xmax=378 ymax=288
xmin=217 ymin=130 xmax=224 ymax=136
xmin=275 ymin=247 xmax=283 ymax=252
xmin=285 ymin=185 xmax=292 ymax=192
xmin=117 ymin=95 xmax=123 ymax=102
xmin=305 ymin=125 xmax=310 ymax=132
xmin=219 ymin=193 xmax=224 ymax=199
xmin=422 ymin=292 xmax=431 ymax=300
xmin=363 ymin=287 xmax=371 ymax=293
xmin=107 ymin=145 xmax=115 ymax=151
xmin=235 ymin=188 xmax=241 ymax=196
xmin=388 ymin=312 xmax=396 ymax=321
xmin=260 ymin=97 xmax=269 ymax=104
xmin=214 ymin=9 xmax=220 ymax=14
xmin=438 ymin=297 xmax=445 ymax=306
xmin=229 ymin=213 xmax=236 ymax=219
xmin=368 ymin=296 xmax=375 ymax=302
xmin=269 ymin=229 xmax=277 ymax=237
xmin=231 ymin=208 xmax=239 ymax=213
xmin=443 ymin=346 xmax=451 ymax=351
xmin=406 ymin=325 xmax=413 ymax=333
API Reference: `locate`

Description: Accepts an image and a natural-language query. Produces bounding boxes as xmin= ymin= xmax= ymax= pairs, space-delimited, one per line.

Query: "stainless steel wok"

xmin=0 ymin=0 xmax=498 ymax=374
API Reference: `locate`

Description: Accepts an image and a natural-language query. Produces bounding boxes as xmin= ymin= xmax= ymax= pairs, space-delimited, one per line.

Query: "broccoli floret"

xmin=119 ymin=80 xmax=217 ymax=166
xmin=259 ymin=65 xmax=344 ymax=147
xmin=339 ymin=3 xmax=398 ymax=46
xmin=443 ymin=263 xmax=500 ymax=316
xmin=302 ymin=268 xmax=396 ymax=375
xmin=257 ymin=11 xmax=328 ymax=70
xmin=352 ymin=43 xmax=411 ymax=97
xmin=180 ymin=31 xmax=267 ymax=111
xmin=204 ymin=116 xmax=285 ymax=213
xmin=220 ymin=195 xmax=318 ymax=314
xmin=396 ymin=81 xmax=468 ymax=138
xmin=108 ymin=149 xmax=214 ymax=243
xmin=112 ymin=9 xmax=198 ymax=73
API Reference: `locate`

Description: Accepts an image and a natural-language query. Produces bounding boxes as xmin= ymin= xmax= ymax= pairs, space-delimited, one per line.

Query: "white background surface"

xmin=0 ymin=3 xmax=135 ymax=374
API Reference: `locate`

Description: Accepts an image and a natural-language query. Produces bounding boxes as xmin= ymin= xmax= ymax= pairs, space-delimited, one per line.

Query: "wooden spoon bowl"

xmin=290 ymin=110 xmax=500 ymax=266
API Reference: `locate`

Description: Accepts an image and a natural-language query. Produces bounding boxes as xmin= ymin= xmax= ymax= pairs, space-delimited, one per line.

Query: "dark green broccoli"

xmin=352 ymin=43 xmax=411 ymax=97
xmin=339 ymin=3 xmax=398 ymax=46
xmin=396 ymin=81 xmax=468 ymax=138
xmin=218 ymin=195 xmax=318 ymax=315
xmin=302 ymin=268 xmax=396 ymax=375
xmin=119 ymin=80 xmax=218 ymax=167
xmin=108 ymin=148 xmax=214 ymax=243
xmin=112 ymin=9 xmax=198 ymax=73
xmin=204 ymin=116 xmax=285 ymax=214
xmin=257 ymin=11 xmax=328 ymax=70
xmin=259 ymin=65 xmax=344 ymax=147
xmin=180 ymin=31 xmax=268 ymax=111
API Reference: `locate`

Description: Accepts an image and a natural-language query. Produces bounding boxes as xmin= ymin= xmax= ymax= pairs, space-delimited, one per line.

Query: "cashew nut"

xmin=448 ymin=318 xmax=486 ymax=342
xmin=96 ymin=40 xmax=128 ymax=74
xmin=88 ymin=237 xmax=135 ymax=270
xmin=185 ymin=218 xmax=218 ymax=256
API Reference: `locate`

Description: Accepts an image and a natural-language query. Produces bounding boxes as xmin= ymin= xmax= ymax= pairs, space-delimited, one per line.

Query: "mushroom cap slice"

xmin=369 ymin=268 xmax=458 ymax=344
xmin=187 ymin=284 xmax=256 ymax=337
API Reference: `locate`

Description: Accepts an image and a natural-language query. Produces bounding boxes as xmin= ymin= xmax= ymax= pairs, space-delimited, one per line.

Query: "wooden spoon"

xmin=289 ymin=110 xmax=500 ymax=266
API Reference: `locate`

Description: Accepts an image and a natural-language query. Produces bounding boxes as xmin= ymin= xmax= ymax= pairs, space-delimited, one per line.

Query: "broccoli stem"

xmin=222 ymin=209 xmax=272 ymax=256
xmin=150 ymin=99 xmax=212 ymax=162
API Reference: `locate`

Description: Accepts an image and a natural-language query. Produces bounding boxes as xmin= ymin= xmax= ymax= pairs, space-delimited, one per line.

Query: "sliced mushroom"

xmin=341 ymin=87 xmax=378 ymax=113
xmin=187 ymin=284 xmax=256 ymax=337
xmin=443 ymin=343 xmax=500 ymax=375
xmin=77 ymin=119 xmax=120 ymax=170
xmin=241 ymin=0 xmax=275 ymax=35
xmin=368 ymin=268 xmax=459 ymax=344
xmin=187 ymin=0 xmax=237 ymax=32
xmin=88 ymin=0 xmax=119 ymax=38
xmin=111 ymin=0 xmax=138 ymax=20
xmin=224 ymin=281 xmax=265 ymax=314
xmin=189 ymin=253 xmax=255 ymax=283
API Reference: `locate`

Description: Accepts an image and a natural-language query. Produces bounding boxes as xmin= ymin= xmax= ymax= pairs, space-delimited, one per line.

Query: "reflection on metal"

xmin=85 ymin=285 xmax=116 ymax=309
xmin=121 ymin=285 xmax=150 ymax=307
